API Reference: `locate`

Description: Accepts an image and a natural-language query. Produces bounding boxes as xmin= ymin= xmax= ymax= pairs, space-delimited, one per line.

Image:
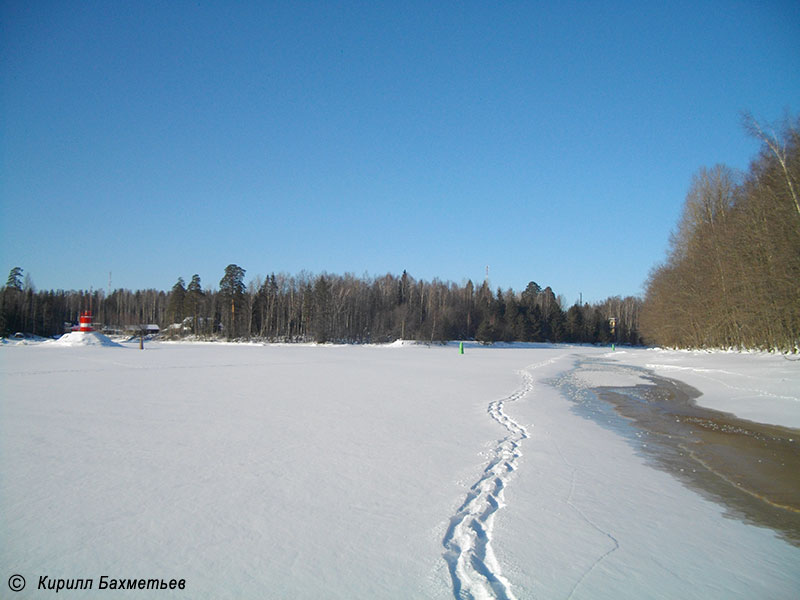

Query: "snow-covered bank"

xmin=605 ymin=348 xmax=800 ymax=429
xmin=1 ymin=343 xmax=797 ymax=599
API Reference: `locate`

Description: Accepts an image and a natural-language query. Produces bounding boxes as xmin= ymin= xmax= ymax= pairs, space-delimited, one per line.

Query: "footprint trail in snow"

xmin=443 ymin=362 xmax=548 ymax=600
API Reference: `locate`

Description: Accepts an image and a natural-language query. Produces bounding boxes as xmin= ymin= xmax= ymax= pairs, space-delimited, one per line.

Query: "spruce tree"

xmin=565 ymin=305 xmax=584 ymax=343
xmin=185 ymin=275 xmax=204 ymax=336
xmin=166 ymin=277 xmax=187 ymax=330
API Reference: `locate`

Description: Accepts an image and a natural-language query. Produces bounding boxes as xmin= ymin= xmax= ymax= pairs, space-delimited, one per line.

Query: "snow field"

xmin=2 ymin=342 xmax=798 ymax=599
xmin=2 ymin=343 xmax=541 ymax=598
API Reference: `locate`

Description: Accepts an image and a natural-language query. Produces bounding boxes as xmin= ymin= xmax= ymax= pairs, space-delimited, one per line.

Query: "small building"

xmin=123 ymin=324 xmax=161 ymax=336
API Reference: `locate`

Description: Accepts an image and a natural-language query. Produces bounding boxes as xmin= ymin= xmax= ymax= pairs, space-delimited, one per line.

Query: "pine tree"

xmin=219 ymin=265 xmax=246 ymax=339
xmin=6 ymin=267 xmax=23 ymax=290
xmin=521 ymin=281 xmax=541 ymax=307
xmin=1 ymin=267 xmax=25 ymax=335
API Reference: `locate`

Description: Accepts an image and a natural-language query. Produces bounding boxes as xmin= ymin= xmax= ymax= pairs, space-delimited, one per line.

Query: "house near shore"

xmin=123 ymin=324 xmax=161 ymax=336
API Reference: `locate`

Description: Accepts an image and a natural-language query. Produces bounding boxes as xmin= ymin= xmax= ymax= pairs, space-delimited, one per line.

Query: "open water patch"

xmin=552 ymin=357 xmax=800 ymax=547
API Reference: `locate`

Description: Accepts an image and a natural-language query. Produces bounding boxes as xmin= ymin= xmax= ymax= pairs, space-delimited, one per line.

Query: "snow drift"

xmin=50 ymin=331 xmax=122 ymax=347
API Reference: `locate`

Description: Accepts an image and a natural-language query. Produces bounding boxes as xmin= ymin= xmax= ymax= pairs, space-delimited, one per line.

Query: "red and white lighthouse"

xmin=78 ymin=311 xmax=94 ymax=332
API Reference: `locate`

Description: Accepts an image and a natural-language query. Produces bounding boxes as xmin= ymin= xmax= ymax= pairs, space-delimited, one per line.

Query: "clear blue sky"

xmin=2 ymin=1 xmax=798 ymax=304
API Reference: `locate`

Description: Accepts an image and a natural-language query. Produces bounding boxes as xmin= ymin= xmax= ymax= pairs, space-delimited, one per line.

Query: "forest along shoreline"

xmin=555 ymin=358 xmax=800 ymax=547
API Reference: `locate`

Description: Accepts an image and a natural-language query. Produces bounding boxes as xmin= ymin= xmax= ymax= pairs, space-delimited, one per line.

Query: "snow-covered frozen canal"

xmin=2 ymin=340 xmax=798 ymax=599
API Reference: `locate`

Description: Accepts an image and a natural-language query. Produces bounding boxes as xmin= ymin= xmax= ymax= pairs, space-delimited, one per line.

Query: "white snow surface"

xmin=50 ymin=330 xmax=123 ymax=347
xmin=1 ymin=342 xmax=798 ymax=599
xmin=606 ymin=348 xmax=800 ymax=429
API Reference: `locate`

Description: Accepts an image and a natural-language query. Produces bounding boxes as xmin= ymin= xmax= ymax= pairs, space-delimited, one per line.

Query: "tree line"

xmin=640 ymin=113 xmax=800 ymax=351
xmin=10 ymin=113 xmax=792 ymax=350
xmin=1 ymin=265 xmax=642 ymax=345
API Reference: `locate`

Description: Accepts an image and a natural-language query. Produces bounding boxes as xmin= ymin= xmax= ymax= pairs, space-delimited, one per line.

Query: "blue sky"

xmin=2 ymin=1 xmax=798 ymax=303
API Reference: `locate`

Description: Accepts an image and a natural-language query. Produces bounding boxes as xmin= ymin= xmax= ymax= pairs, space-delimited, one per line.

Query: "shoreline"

xmin=557 ymin=358 xmax=800 ymax=547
